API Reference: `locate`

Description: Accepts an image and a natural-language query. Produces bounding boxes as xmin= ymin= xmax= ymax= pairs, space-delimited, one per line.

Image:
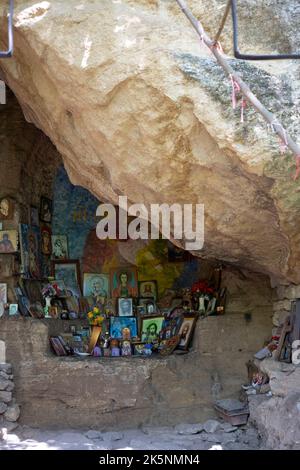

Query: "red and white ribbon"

xmin=229 ymin=75 xmax=241 ymax=110
xmin=212 ymin=41 xmax=224 ymax=54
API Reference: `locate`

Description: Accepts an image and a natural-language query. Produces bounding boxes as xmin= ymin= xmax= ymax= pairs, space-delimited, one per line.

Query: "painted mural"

xmin=52 ymin=165 xmax=201 ymax=295
xmin=52 ymin=165 xmax=99 ymax=260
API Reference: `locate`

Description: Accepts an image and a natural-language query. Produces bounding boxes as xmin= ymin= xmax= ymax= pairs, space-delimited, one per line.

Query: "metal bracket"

xmin=0 ymin=0 xmax=14 ymax=58
xmin=231 ymin=0 xmax=300 ymax=60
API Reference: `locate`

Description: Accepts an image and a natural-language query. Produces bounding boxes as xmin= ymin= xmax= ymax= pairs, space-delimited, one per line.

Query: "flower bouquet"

xmin=42 ymin=283 xmax=58 ymax=318
xmin=87 ymin=306 xmax=105 ymax=326
xmin=87 ymin=307 xmax=105 ymax=353
xmin=191 ymin=280 xmax=214 ymax=315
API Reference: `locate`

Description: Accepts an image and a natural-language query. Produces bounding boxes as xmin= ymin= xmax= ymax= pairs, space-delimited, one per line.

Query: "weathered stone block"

xmin=0 ymin=402 xmax=8 ymax=414
xmin=0 ymin=371 xmax=10 ymax=380
xmin=284 ymin=285 xmax=300 ymax=300
xmin=0 ymin=379 xmax=14 ymax=391
xmin=175 ymin=423 xmax=203 ymax=435
xmin=273 ymin=300 xmax=291 ymax=312
xmin=0 ymin=391 xmax=12 ymax=403
xmin=0 ymin=418 xmax=18 ymax=433
xmin=272 ymin=310 xmax=290 ymax=327
xmin=0 ymin=364 xmax=12 ymax=374
xmin=203 ymin=419 xmax=222 ymax=433
xmin=4 ymin=404 xmax=20 ymax=422
xmin=220 ymin=422 xmax=238 ymax=433
xmin=6 ymin=382 xmax=14 ymax=392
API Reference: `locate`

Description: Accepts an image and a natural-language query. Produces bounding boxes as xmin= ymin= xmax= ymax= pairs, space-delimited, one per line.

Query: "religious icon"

xmin=52 ymin=260 xmax=81 ymax=297
xmin=0 ymin=230 xmax=18 ymax=253
xmin=138 ymin=280 xmax=158 ymax=300
xmin=9 ymin=304 xmax=19 ymax=316
xmin=110 ymin=266 xmax=138 ymax=298
xmin=51 ymin=235 xmax=68 ymax=259
xmin=0 ymin=197 xmax=14 ymax=220
xmin=104 ymin=298 xmax=116 ymax=317
xmin=122 ymin=327 xmax=131 ymax=341
xmin=177 ymin=314 xmax=198 ymax=350
xmin=110 ymin=316 xmax=137 ymax=339
xmin=30 ymin=206 xmax=39 ymax=226
xmin=121 ymin=340 xmax=132 ymax=356
xmin=28 ymin=227 xmax=41 ymax=279
xmin=41 ymin=225 xmax=52 ymax=256
xmin=83 ymin=273 xmax=109 ymax=298
xmin=118 ymin=298 xmax=133 ymax=317
xmin=140 ymin=316 xmax=165 ymax=343
xmin=39 ymin=196 xmax=52 ymax=223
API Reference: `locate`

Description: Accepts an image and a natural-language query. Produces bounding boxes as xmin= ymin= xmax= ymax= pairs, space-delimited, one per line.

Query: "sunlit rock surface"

xmin=0 ymin=0 xmax=300 ymax=283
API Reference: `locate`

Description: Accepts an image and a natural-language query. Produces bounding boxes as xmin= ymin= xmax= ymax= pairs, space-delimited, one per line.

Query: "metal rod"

xmin=175 ymin=0 xmax=300 ymax=157
xmin=0 ymin=0 xmax=14 ymax=59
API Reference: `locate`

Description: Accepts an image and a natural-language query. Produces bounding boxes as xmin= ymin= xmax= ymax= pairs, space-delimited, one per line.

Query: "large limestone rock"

xmin=0 ymin=1 xmax=300 ymax=282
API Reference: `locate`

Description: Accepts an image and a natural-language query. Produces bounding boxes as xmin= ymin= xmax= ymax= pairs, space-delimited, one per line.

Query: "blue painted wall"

xmin=52 ymin=165 xmax=99 ymax=260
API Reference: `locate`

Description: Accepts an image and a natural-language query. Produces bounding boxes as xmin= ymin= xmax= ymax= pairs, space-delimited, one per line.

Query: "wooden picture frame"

xmin=51 ymin=235 xmax=69 ymax=259
xmin=138 ymin=280 xmax=158 ymax=301
xmin=110 ymin=266 xmax=138 ymax=298
xmin=41 ymin=225 xmax=52 ymax=256
xmin=177 ymin=313 xmax=198 ymax=350
xmin=0 ymin=197 xmax=15 ymax=221
xmin=39 ymin=196 xmax=52 ymax=223
xmin=51 ymin=259 xmax=82 ymax=297
xmin=140 ymin=315 xmax=165 ymax=343
xmin=29 ymin=205 xmax=39 ymax=226
xmin=117 ymin=297 xmax=133 ymax=316
xmin=109 ymin=316 xmax=138 ymax=339
xmin=0 ymin=229 xmax=18 ymax=253
xmin=138 ymin=298 xmax=158 ymax=315
xmin=83 ymin=273 xmax=109 ymax=298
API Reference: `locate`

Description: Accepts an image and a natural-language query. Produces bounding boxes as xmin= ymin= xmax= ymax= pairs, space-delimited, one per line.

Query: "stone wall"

xmin=272 ymin=284 xmax=300 ymax=327
xmin=0 ymin=89 xmax=61 ymax=302
xmin=0 ymin=270 xmax=272 ymax=429
xmin=0 ymin=361 xmax=21 ymax=436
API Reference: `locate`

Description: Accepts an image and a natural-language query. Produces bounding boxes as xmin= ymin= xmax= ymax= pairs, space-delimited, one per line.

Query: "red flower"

xmin=191 ymin=280 xmax=214 ymax=294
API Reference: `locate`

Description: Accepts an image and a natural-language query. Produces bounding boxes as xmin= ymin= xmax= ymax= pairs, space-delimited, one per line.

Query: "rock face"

xmin=249 ymin=358 xmax=300 ymax=449
xmin=0 ymin=0 xmax=300 ymax=283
